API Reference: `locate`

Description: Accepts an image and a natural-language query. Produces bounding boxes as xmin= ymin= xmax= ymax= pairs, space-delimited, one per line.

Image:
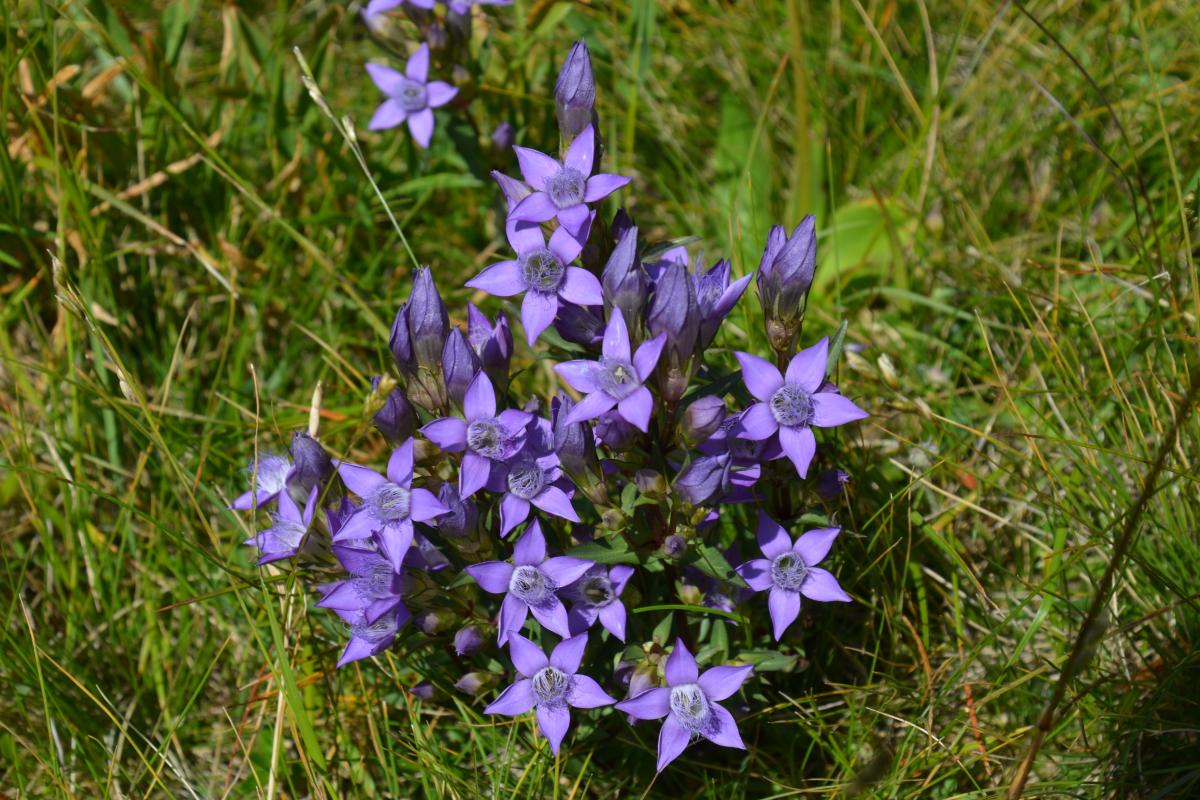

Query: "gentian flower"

xmin=230 ymin=453 xmax=290 ymax=510
xmin=551 ymin=392 xmax=607 ymax=505
xmin=494 ymin=418 xmax=579 ymax=537
xmin=491 ymin=170 xmax=531 ymax=212
xmin=466 ymin=220 xmax=602 ymax=346
xmin=454 ymin=625 xmax=485 ymax=656
xmin=435 ymin=482 xmax=478 ymax=538
xmin=594 ymin=410 xmax=637 ymax=449
xmin=465 ymin=520 xmax=593 ymax=643
xmin=442 ymin=328 xmax=481 ymax=407
xmin=333 ymin=439 xmax=449 ymax=570
xmin=646 ymin=261 xmax=700 ymax=402
xmin=565 ymin=564 xmax=635 ymax=641
xmin=553 ymin=301 xmax=605 ymax=348
xmin=736 ymin=513 xmax=851 ymax=640
xmin=485 ymin=633 xmax=615 ymax=754
xmin=316 ymin=543 xmax=412 ymax=666
xmin=615 ymin=639 xmax=752 ymax=771
xmin=757 ymin=216 xmax=817 ymax=352
xmin=491 ymin=121 xmax=516 ymax=152
xmin=814 ymin=468 xmax=850 ymax=501
xmin=508 ymin=126 xmax=629 ymax=242
xmin=678 ymin=395 xmax=727 ymax=447
xmin=554 ymin=40 xmax=596 ymax=141
xmin=601 ymin=225 xmax=648 ymax=330
xmin=735 ymin=337 xmax=867 ymax=477
xmin=371 ymin=376 xmax=416 ymax=444
xmin=245 ymin=486 xmax=318 ymax=563
xmin=421 ymin=371 xmax=532 ymax=498
xmin=555 ymin=308 xmax=666 ymax=433
xmin=693 ymin=258 xmax=752 ymax=352
xmin=288 ymin=432 xmax=336 ymax=502
xmin=366 ymin=44 xmax=458 ymax=149
xmin=466 ymin=303 xmax=512 ymax=390
xmin=673 ymin=453 xmax=732 ymax=507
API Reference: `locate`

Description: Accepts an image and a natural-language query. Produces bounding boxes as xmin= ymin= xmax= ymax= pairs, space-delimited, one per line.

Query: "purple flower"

xmin=333 ymin=439 xmax=450 ymax=570
xmin=678 ymin=395 xmax=727 ymax=447
xmin=735 ymin=337 xmax=867 ymax=477
xmin=693 ymin=259 xmax=752 ymax=352
xmin=362 ymin=0 xmax=433 ymax=26
xmin=551 ymin=393 xmax=606 ymax=505
xmin=435 ymin=481 xmax=478 ymax=538
xmin=442 ymin=328 xmax=481 ymax=407
xmin=466 ymin=220 xmax=602 ymax=346
xmin=615 ymin=639 xmax=752 ymax=771
xmin=491 ymin=121 xmax=516 ymax=151
xmin=601 ymin=225 xmax=648 ymax=330
xmin=553 ymin=301 xmax=605 ymax=348
xmin=316 ymin=544 xmax=412 ymax=667
xmin=647 ymin=261 xmax=700 ymax=402
xmin=366 ymin=44 xmax=458 ymax=148
xmin=491 ymin=170 xmax=531 ymax=212
xmin=230 ymin=453 xmax=291 ymax=510
xmin=565 ymin=565 xmax=635 ymax=641
xmin=245 ymin=486 xmax=318 ymax=564
xmin=673 ymin=453 xmax=732 ymax=506
xmin=508 ymin=126 xmax=629 ymax=242
xmin=454 ymin=625 xmax=485 ymax=656
xmin=484 ymin=633 xmax=615 ymax=755
xmin=372 ymin=377 xmax=416 ymax=444
xmin=494 ymin=419 xmax=579 ymax=537
xmin=814 ymin=468 xmax=850 ymax=501
xmin=554 ymin=40 xmax=596 ymax=141
xmin=288 ymin=432 xmax=336 ymax=502
xmin=594 ymin=410 xmax=637 ymax=449
xmin=421 ymin=371 xmax=532 ymax=498
xmin=735 ymin=513 xmax=851 ymax=640
xmin=757 ymin=217 xmax=817 ymax=351
xmin=465 ymin=520 xmax=594 ymax=644
xmin=466 ymin=303 xmax=512 ymax=390
xmin=555 ymin=308 xmax=666 ymax=433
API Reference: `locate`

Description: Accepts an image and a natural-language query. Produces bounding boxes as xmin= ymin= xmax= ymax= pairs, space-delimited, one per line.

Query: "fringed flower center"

xmin=506 ymin=461 xmax=547 ymax=500
xmin=466 ymin=418 xmax=506 ymax=459
xmin=352 ymin=611 xmax=399 ymax=643
xmin=768 ymin=383 xmax=814 ymax=428
xmin=270 ymin=519 xmax=306 ymax=549
xmin=509 ymin=565 xmax=554 ymax=605
xmin=394 ymin=79 xmax=428 ymax=112
xmin=252 ymin=455 xmax=290 ymax=493
xmin=547 ymin=167 xmax=585 ymax=208
xmin=367 ymin=482 xmax=411 ymax=522
xmin=532 ymin=665 xmax=571 ymax=705
xmin=598 ymin=357 xmax=640 ymax=400
xmin=669 ymin=683 xmax=712 ymax=732
xmin=580 ymin=575 xmax=615 ymax=608
xmin=520 ymin=248 xmax=566 ymax=293
xmin=771 ymin=552 xmax=808 ymax=591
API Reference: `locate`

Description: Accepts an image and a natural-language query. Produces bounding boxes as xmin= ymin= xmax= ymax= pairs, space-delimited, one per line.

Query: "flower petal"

xmin=521 ymin=291 xmax=559 ymax=346
xmin=459 ymin=451 xmax=492 ymax=498
xmin=615 ymin=687 xmax=670 ymax=720
xmin=811 ymin=392 xmax=868 ymax=428
xmin=736 ymin=402 xmax=778 ymax=440
xmin=368 ymin=99 xmax=406 ymax=130
xmin=800 ymin=567 xmax=852 ymax=602
xmin=406 ymin=108 xmax=435 ymax=149
xmin=793 ymin=527 xmax=841 ymax=566
xmin=466 ymin=260 xmax=523 ymax=296
xmin=550 ymin=633 xmax=588 ymax=673
xmin=549 ymin=224 xmax=585 ymax=264
xmin=756 ymin=512 xmax=792 ymax=559
xmin=559 ymin=267 xmax=603 ymax=306
xmin=365 ymin=62 xmax=406 ymax=95
xmin=609 ymin=565 xmax=636 ymax=595
xmin=664 ymin=638 xmax=698 ymax=685
xmin=598 ymin=601 xmax=627 ymax=641
xmin=564 ymin=124 xmax=595 ymax=175
xmin=530 ymin=485 xmax=579 ymax=521
xmin=409 ymin=488 xmax=448 ymax=522
xmin=536 ymin=704 xmax=571 ymax=755
xmin=568 ymin=674 xmax=615 ymax=708
xmin=512 ymin=519 xmax=546 ymax=565
xmin=508 ymin=633 xmax=550 ymax=676
xmin=734 ymin=352 xmax=784 ymax=401
xmin=656 ymin=716 xmax=691 ymax=772
xmin=617 ymin=387 xmax=653 ymax=433
xmin=785 ymin=337 xmax=828 ymax=392
xmin=735 ymin=558 xmax=773 ymax=591
xmin=778 ymin=424 xmax=816 ymax=478
xmin=697 ymin=665 xmax=753 ymax=702
xmin=563 ymin=390 xmax=617 ymax=425
xmin=700 ymin=703 xmax=746 ymax=750
xmin=513 ymin=146 xmax=560 ymax=190
xmin=510 ymin=191 xmax=558 ymax=223
xmin=540 ymin=557 xmax=593 ymax=589
xmin=768 ymin=586 xmax=801 ymax=640
xmin=484 ymin=679 xmax=535 ymax=715
xmin=466 ymin=560 xmax=514 ymax=594
xmin=602 ymin=307 xmax=631 ymax=361
xmin=337 ymin=462 xmax=387 ymax=497
xmin=557 ymin=203 xmax=593 ymax=242
xmin=499 ymin=493 xmax=531 ymax=537
xmin=554 ymin=360 xmax=602 ymax=394
xmin=497 ymin=593 xmax=528 ymax=645
xmin=421 ymin=417 xmax=467 ymax=451
xmin=529 ymin=595 xmax=572 ymax=638
xmin=405 ymin=43 xmax=429 ymax=83
xmin=386 ymin=440 xmax=414 ymax=485
xmin=584 ymin=173 xmax=631 ymax=202
xmin=463 ymin=371 xmax=497 ymax=420
xmin=378 ymin=519 xmax=413 ymax=571
xmin=632 ymin=333 xmax=666 ymax=381
xmin=425 ymin=80 xmax=457 ymax=108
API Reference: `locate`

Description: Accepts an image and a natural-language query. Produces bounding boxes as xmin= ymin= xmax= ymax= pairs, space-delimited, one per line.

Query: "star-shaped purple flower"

xmin=366 ymin=44 xmax=458 ymax=149
xmin=615 ymin=639 xmax=752 ymax=772
xmin=421 ymin=372 xmax=533 ymax=498
xmin=565 ymin=564 xmax=635 ymax=641
xmin=316 ymin=543 xmax=412 ymax=667
xmin=466 ymin=219 xmax=603 ymax=345
xmin=244 ymin=486 xmax=318 ymax=564
xmin=734 ymin=336 xmax=867 ymax=477
xmin=230 ymin=453 xmax=291 ymax=510
xmin=735 ymin=513 xmax=851 ymax=640
xmin=484 ymin=632 xmax=615 ymax=755
xmin=508 ymin=126 xmax=630 ymax=242
xmin=465 ymin=520 xmax=594 ymax=644
xmin=492 ymin=418 xmax=579 ymax=537
xmin=554 ymin=308 xmax=666 ymax=433
xmin=333 ymin=438 xmax=449 ymax=571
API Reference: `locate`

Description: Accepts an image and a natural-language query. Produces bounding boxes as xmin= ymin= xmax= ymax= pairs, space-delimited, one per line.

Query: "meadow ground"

xmin=2 ymin=0 xmax=1199 ymax=797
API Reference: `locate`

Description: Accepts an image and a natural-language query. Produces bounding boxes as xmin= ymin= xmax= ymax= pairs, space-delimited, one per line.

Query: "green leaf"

xmin=738 ymin=649 xmax=801 ymax=672
xmin=633 ymin=604 xmax=747 ymax=624
xmin=566 ymin=539 xmax=638 ymax=565
xmin=826 ymin=318 xmax=850 ymax=369
xmin=688 ymin=543 xmax=748 ymax=589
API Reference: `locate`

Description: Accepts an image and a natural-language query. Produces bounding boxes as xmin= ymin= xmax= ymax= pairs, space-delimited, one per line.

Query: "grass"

xmin=2 ymin=0 xmax=1199 ymax=797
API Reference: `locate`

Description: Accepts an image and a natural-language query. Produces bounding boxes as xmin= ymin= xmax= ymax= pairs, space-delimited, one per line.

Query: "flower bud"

xmin=678 ymin=582 xmax=703 ymax=606
xmin=662 ymin=534 xmax=688 ymax=560
xmin=634 ymin=469 xmax=668 ymax=499
xmin=678 ymin=395 xmax=726 ymax=447
xmin=491 ymin=170 xmax=531 ymax=213
xmin=436 ymin=482 xmax=478 ymax=539
xmin=554 ymin=40 xmax=596 ymax=142
xmin=454 ymin=671 xmax=497 ymax=695
xmin=552 ymin=393 xmax=608 ymax=505
xmin=674 ymin=453 xmax=731 ymax=506
xmin=287 ymin=432 xmax=335 ymax=504
xmin=694 ymin=258 xmax=751 ymax=352
xmin=467 ymin=304 xmax=512 ymax=391
xmin=647 ymin=261 xmax=699 ymax=402
xmin=491 ymin=122 xmax=515 ymax=152
xmin=595 ymin=409 xmax=637 ymax=450
xmin=610 ymin=208 xmax=635 ymax=243
xmin=389 ymin=304 xmax=415 ymax=376
xmin=600 ymin=506 xmax=626 ymax=531
xmin=371 ymin=376 xmax=416 ymax=444
xmin=756 ymin=216 xmax=817 ymax=352
xmin=602 ymin=225 xmax=647 ymax=324
xmin=815 ymin=468 xmax=850 ymax=502
xmin=442 ymin=328 xmax=481 ymax=407
xmin=454 ymin=625 xmax=485 ymax=657
xmin=553 ymin=301 xmax=604 ymax=348
xmin=413 ymin=609 xmax=452 ymax=635
xmin=410 ymin=682 xmax=435 ymax=701
xmin=408 ymin=267 xmax=449 ymax=371
xmin=407 ymin=532 xmax=449 ymax=572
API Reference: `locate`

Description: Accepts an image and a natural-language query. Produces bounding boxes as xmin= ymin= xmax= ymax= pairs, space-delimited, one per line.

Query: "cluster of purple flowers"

xmin=230 ymin=41 xmax=869 ymax=773
xmin=360 ymin=0 xmax=513 ymax=148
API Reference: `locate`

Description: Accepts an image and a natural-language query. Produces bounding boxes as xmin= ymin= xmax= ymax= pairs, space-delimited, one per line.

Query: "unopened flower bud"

xmin=553 ymin=301 xmax=604 ymax=348
xmin=287 ymin=432 xmax=335 ymax=504
xmin=436 ymin=482 xmax=478 ymax=539
xmin=389 ymin=304 xmax=415 ymax=376
xmin=815 ymin=468 xmax=850 ymax=502
xmin=554 ymin=40 xmax=596 ymax=142
xmin=454 ymin=671 xmax=496 ymax=695
xmin=413 ymin=608 xmax=454 ymax=636
xmin=491 ymin=121 xmax=515 ymax=152
xmin=410 ymin=682 xmax=435 ymax=701
xmin=454 ymin=625 xmax=485 ymax=657
xmin=694 ymin=258 xmax=752 ymax=352
xmin=408 ymin=267 xmax=449 ymax=371
xmin=634 ymin=469 xmax=668 ymax=499
xmin=647 ymin=261 xmax=699 ymax=401
xmin=602 ymin=226 xmax=647 ymax=324
xmin=674 ymin=453 xmax=731 ymax=506
xmin=662 ymin=534 xmax=687 ymax=560
xmin=595 ymin=409 xmax=637 ymax=450
xmin=552 ymin=393 xmax=608 ymax=505
xmin=467 ymin=304 xmax=512 ymax=391
xmin=371 ymin=376 xmax=416 ymax=443
xmin=678 ymin=583 xmax=704 ymax=606
xmin=757 ymin=216 xmax=817 ymax=352
xmin=679 ymin=395 xmax=726 ymax=447
xmin=600 ymin=506 xmax=626 ymax=531
xmin=442 ymin=328 xmax=481 ymax=407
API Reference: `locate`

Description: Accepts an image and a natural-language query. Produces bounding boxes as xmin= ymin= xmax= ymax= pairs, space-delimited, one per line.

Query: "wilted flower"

xmin=245 ymin=486 xmax=318 ymax=563
xmin=372 ymin=377 xmax=416 ymax=444
xmin=554 ymin=40 xmax=596 ymax=141
xmin=565 ymin=565 xmax=635 ymax=641
xmin=366 ymin=44 xmax=458 ymax=148
xmin=334 ymin=439 xmax=449 ymax=569
xmin=421 ymin=372 xmax=532 ymax=497
xmin=442 ymin=328 xmax=481 ymax=407
xmin=466 ymin=220 xmax=602 ymax=346
xmin=615 ymin=639 xmax=751 ymax=771
xmin=230 ymin=453 xmax=290 ymax=510
xmin=735 ymin=337 xmax=867 ymax=477
xmin=757 ymin=216 xmax=817 ymax=352
xmin=556 ymin=308 xmax=666 ymax=433
xmin=736 ymin=513 xmax=851 ymax=639
xmin=509 ymin=126 xmax=630 ymax=242
xmin=465 ymin=520 xmax=594 ymax=643
xmin=484 ymin=633 xmax=615 ymax=755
